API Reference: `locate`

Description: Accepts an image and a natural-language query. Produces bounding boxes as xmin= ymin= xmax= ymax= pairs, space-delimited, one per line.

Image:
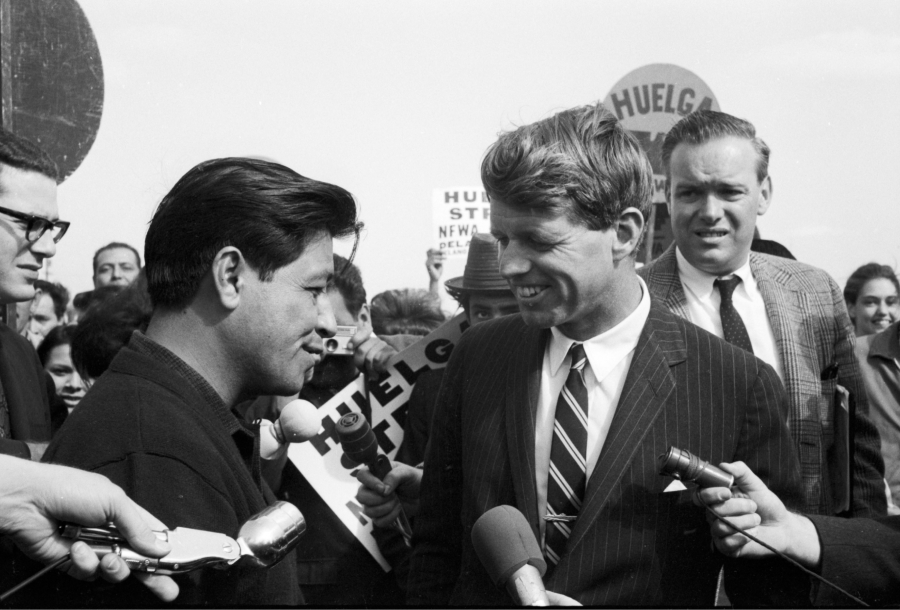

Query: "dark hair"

xmin=71 ymin=272 xmax=153 ymax=379
xmin=0 ymin=126 xmax=58 ymax=183
xmin=370 ymin=288 xmax=445 ymax=337
xmin=33 ymin=279 xmax=70 ymax=319
xmin=661 ymin=110 xmax=770 ymax=182
xmin=844 ymin=263 xmax=900 ymax=306
xmin=93 ymin=242 xmax=142 ymax=273
xmin=37 ymin=324 xmax=78 ymax=366
xmin=145 ymin=157 xmax=362 ymax=308
xmin=329 ymin=253 xmax=366 ymax=318
xmin=72 ymin=285 xmax=125 ymax=313
xmin=481 ymin=102 xmax=652 ymax=237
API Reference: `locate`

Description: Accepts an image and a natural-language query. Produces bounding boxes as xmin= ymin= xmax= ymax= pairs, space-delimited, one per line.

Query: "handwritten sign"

xmin=433 ymin=187 xmax=490 ymax=259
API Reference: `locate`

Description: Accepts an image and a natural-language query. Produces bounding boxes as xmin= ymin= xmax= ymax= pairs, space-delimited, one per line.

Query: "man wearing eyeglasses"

xmin=0 ymin=126 xmax=68 ymax=462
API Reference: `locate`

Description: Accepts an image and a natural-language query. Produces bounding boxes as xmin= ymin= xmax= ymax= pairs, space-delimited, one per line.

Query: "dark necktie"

xmin=544 ymin=343 xmax=589 ymax=566
xmin=715 ymin=276 xmax=754 ymax=354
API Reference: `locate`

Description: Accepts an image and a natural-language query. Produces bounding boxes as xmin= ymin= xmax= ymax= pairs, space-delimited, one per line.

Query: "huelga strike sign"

xmin=433 ymin=187 xmax=490 ymax=259
xmin=603 ymin=63 xmax=720 ymax=202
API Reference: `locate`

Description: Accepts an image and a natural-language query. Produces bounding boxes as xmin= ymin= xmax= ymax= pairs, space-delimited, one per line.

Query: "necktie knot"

xmin=569 ymin=343 xmax=587 ymax=372
xmin=715 ymin=276 xmax=742 ymax=303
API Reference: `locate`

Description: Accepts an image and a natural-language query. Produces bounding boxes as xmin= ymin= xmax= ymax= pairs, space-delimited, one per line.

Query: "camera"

xmin=324 ymin=325 xmax=357 ymax=356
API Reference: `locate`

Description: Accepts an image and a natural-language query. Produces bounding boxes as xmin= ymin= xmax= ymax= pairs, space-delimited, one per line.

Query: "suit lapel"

xmin=645 ymin=244 xmax=690 ymax=320
xmin=565 ymin=307 xmax=685 ymax=553
xmin=750 ymin=252 xmax=804 ymax=384
xmin=505 ymin=324 xmax=548 ymax=533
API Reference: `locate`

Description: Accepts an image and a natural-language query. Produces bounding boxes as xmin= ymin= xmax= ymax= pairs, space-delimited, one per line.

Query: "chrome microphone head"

xmin=236 ymin=501 xmax=306 ymax=568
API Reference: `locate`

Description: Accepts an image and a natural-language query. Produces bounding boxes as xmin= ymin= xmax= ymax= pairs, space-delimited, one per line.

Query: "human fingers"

xmin=355 ymin=468 xmax=390 ymax=496
xmin=64 ymin=540 xmax=100 ymax=580
xmin=134 ymin=573 xmax=180 ymax=602
xmin=104 ymin=491 xmax=170 ymax=559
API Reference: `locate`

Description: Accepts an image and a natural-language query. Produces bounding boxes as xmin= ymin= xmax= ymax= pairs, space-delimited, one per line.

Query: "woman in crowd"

xmin=37 ymin=325 xmax=85 ymax=413
xmin=844 ymin=263 xmax=900 ymax=337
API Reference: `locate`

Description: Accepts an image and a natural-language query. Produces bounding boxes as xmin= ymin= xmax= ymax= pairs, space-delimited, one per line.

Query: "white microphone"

xmin=259 ymin=399 xmax=321 ymax=460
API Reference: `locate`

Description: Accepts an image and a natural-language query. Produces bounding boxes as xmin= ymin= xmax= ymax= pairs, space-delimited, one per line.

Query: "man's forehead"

xmin=97 ymin=247 xmax=139 ymax=265
xmin=490 ymin=200 xmax=567 ymax=229
xmin=0 ymin=166 xmax=58 ymax=217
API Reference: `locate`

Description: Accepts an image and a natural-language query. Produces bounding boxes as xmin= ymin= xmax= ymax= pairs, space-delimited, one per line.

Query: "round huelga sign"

xmin=604 ymin=63 xmax=720 ymax=180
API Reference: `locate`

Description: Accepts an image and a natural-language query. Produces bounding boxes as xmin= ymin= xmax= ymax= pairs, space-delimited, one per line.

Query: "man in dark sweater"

xmin=43 ymin=157 xmax=361 ymax=606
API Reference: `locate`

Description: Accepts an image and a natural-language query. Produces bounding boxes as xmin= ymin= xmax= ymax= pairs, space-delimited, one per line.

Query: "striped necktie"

xmin=544 ymin=343 xmax=589 ymax=566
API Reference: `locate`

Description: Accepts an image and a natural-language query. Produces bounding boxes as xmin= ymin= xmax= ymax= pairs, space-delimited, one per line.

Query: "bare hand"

xmin=349 ymin=326 xmax=397 ymax=379
xmin=355 ymin=462 xmax=422 ymax=527
xmin=426 ymin=248 xmax=445 ymax=283
xmin=694 ymin=461 xmax=814 ymax=564
xmin=1 ymin=456 xmax=179 ymax=601
xmin=546 ymin=590 xmax=582 ymax=606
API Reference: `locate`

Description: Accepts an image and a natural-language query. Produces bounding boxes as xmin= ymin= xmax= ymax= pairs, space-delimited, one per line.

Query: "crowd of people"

xmin=1 ymin=102 xmax=899 ymax=607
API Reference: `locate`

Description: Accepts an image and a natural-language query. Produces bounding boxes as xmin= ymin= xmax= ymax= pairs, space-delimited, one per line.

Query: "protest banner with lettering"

xmin=287 ymin=314 xmax=469 ymax=569
xmin=432 ymin=187 xmax=490 ymax=259
xmin=604 ymin=63 xmax=720 ymax=261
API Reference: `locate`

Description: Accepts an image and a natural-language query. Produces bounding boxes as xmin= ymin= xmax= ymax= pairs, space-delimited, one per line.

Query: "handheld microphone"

xmin=335 ymin=413 xmax=413 ymax=546
xmin=472 ymin=505 xmax=549 ymax=607
xmin=259 ymin=399 xmax=321 ymax=460
xmin=657 ymin=446 xmax=734 ymax=488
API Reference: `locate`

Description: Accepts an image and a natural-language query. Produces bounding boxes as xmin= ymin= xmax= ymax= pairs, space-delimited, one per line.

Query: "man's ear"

xmin=356 ymin=303 xmax=373 ymax=332
xmin=210 ymin=246 xmax=247 ymax=311
xmin=757 ymin=175 xmax=773 ymax=216
xmin=613 ymin=207 xmax=645 ymax=261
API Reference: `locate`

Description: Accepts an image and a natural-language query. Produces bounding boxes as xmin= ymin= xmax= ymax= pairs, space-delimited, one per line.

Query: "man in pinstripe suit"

xmin=407 ymin=103 xmax=802 ymax=606
xmin=638 ymin=110 xmax=886 ymax=519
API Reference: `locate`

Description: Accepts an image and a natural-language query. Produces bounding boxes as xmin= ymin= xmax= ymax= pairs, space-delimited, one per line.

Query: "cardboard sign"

xmin=603 ymin=63 xmax=720 ymax=203
xmin=433 ymin=187 xmax=490 ymax=259
xmin=288 ymin=314 xmax=469 ymax=569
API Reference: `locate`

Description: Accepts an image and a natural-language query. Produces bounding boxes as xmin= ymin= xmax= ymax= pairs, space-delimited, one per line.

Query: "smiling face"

xmin=850 ymin=277 xmax=900 ymax=336
xmin=93 ymin=247 xmax=140 ymax=288
xmin=44 ymin=343 xmax=85 ymax=411
xmin=234 ymin=231 xmax=337 ymax=397
xmin=0 ymin=167 xmax=59 ymax=304
xmin=491 ymin=198 xmax=636 ymax=340
xmin=667 ymin=136 xmax=772 ymax=276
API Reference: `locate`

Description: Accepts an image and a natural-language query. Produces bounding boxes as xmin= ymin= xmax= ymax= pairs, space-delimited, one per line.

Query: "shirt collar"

xmin=869 ymin=320 xmax=900 ymax=361
xmin=548 ymin=276 xmax=651 ymax=382
xmin=675 ymin=246 xmax=756 ymax=298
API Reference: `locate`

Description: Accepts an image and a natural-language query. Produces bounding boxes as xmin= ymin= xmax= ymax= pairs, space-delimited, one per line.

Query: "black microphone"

xmin=335 ymin=413 xmax=413 ymax=546
xmin=472 ymin=505 xmax=549 ymax=607
xmin=657 ymin=446 xmax=734 ymax=488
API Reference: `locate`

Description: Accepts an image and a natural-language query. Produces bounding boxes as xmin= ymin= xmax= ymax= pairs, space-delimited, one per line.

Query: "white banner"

xmin=432 ymin=187 xmax=490 ymax=259
xmin=288 ymin=314 xmax=469 ymax=569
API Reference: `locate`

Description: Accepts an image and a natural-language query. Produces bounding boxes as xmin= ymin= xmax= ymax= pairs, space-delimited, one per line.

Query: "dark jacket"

xmin=0 ymin=323 xmax=53 ymax=459
xmin=408 ymin=306 xmax=803 ymax=606
xmin=40 ymin=334 xmax=299 ymax=607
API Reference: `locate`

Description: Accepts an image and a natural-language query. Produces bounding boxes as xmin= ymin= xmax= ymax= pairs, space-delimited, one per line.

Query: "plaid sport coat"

xmin=639 ymin=244 xmax=886 ymax=517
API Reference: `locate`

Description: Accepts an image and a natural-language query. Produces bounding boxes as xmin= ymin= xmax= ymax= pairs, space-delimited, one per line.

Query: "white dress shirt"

xmin=675 ymin=247 xmax=783 ymax=381
xmin=535 ymin=277 xmax=651 ymax=540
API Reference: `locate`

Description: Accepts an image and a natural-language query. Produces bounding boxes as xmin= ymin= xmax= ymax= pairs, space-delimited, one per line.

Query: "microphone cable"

xmin=701 ymin=500 xmax=869 ymax=608
xmin=0 ymin=554 xmax=69 ymax=602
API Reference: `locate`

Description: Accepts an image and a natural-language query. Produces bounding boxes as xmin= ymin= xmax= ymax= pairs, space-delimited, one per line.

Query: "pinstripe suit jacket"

xmin=407 ymin=305 xmax=802 ymax=606
xmin=639 ymin=245 xmax=886 ymax=517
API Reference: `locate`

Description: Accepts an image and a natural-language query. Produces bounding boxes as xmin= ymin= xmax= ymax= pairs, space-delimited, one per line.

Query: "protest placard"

xmin=432 ymin=187 xmax=490 ymax=259
xmin=287 ymin=314 xmax=469 ymax=569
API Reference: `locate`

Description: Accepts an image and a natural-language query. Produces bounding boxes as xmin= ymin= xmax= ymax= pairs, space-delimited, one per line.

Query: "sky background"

xmin=49 ymin=0 xmax=900 ymax=310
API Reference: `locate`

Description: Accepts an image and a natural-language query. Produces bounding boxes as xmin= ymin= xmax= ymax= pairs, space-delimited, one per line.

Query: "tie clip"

xmin=544 ymin=514 xmax=577 ymax=523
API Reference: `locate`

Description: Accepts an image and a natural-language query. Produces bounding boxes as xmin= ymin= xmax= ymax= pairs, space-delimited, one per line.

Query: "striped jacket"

xmin=408 ymin=305 xmax=802 ymax=606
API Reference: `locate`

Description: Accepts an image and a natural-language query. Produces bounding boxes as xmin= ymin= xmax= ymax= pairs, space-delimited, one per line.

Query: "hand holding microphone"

xmin=471 ymin=506 xmax=581 ymax=607
xmin=336 ymin=413 xmax=414 ymax=546
xmin=258 ymin=399 xmax=321 ymax=460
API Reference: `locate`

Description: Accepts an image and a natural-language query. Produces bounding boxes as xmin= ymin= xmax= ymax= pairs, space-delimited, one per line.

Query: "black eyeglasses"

xmin=0 ymin=204 xmax=70 ymax=243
